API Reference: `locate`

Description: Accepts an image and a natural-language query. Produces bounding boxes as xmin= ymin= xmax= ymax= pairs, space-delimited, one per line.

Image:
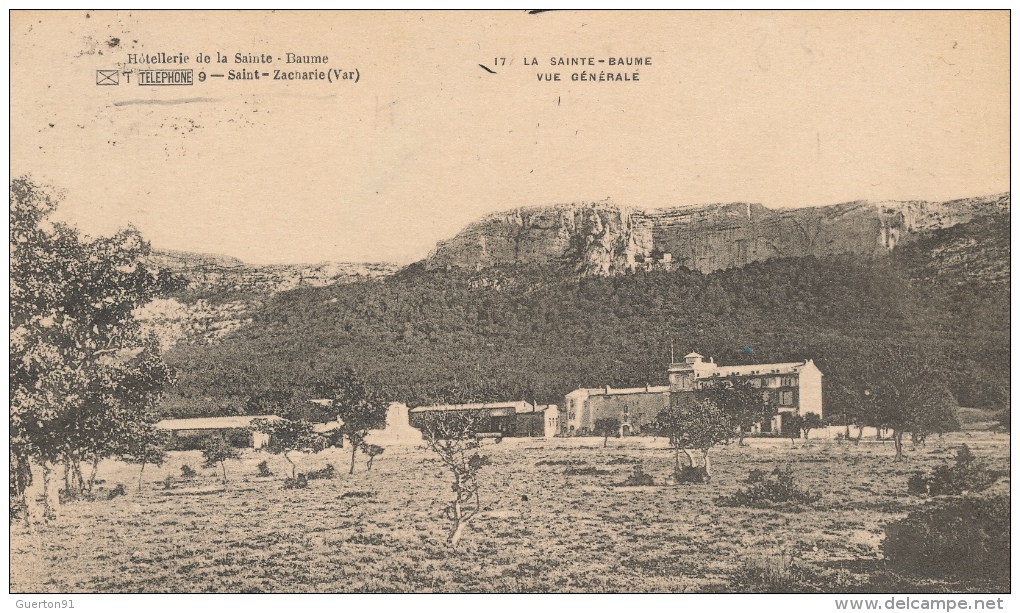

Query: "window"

xmin=780 ymin=391 xmax=794 ymax=406
xmin=781 ymin=376 xmax=795 ymax=387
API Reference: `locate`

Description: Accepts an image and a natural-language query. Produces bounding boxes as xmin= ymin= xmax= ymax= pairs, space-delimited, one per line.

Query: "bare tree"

xmin=417 ymin=410 xmax=492 ymax=546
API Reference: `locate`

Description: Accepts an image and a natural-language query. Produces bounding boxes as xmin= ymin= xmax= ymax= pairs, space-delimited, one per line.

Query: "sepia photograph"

xmin=8 ymin=9 xmax=1011 ymax=599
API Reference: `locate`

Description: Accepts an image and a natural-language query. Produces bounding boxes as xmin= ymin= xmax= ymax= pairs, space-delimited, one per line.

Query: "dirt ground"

xmin=9 ymin=431 xmax=1010 ymax=593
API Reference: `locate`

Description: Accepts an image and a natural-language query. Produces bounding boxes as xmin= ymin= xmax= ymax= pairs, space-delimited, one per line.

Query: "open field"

xmin=10 ymin=432 xmax=1010 ymax=593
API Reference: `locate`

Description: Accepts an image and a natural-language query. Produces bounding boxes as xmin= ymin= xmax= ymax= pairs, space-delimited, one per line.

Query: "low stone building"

xmin=562 ymin=385 xmax=670 ymax=435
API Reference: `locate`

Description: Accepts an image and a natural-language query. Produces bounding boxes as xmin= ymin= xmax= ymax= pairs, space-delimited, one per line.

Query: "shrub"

xmin=717 ymin=466 xmax=819 ymax=508
xmin=306 ymin=464 xmax=337 ymax=480
xmin=607 ymin=457 xmax=636 ymax=465
xmin=339 ymin=491 xmax=375 ymax=500
xmin=107 ymin=484 xmax=126 ymax=499
xmin=907 ymin=444 xmax=999 ymax=497
xmin=883 ymin=495 xmax=1009 ymax=585
xmin=283 ymin=473 xmax=309 ymax=489
xmin=729 ymin=547 xmax=817 ymax=593
xmin=180 ymin=465 xmax=197 ymax=479
xmin=619 ymin=463 xmax=655 ymax=486
xmin=563 ymin=466 xmax=611 ymax=476
xmin=674 ymin=465 xmax=709 ymax=484
xmin=256 ymin=460 xmax=273 ymax=478
xmin=162 ymin=475 xmax=175 ymax=490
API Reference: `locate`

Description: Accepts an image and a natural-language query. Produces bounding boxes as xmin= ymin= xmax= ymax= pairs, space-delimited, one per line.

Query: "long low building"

xmin=408 ymin=401 xmax=560 ymax=438
xmin=154 ymin=415 xmax=283 ymax=449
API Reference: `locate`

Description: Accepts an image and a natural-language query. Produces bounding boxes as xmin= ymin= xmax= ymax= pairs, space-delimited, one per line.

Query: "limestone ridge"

xmin=136 ymin=250 xmax=400 ymax=349
xmin=424 ymin=194 xmax=1010 ymax=275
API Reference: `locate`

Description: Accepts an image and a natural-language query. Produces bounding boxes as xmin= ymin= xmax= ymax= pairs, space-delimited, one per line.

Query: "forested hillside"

xmin=161 ymin=209 xmax=1009 ymax=417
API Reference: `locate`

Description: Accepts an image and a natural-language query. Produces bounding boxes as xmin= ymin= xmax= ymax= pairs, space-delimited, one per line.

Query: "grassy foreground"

xmin=10 ymin=432 xmax=1010 ymax=593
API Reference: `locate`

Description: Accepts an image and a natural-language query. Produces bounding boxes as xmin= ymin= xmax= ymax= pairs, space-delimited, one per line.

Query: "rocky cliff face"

xmin=136 ymin=250 xmax=399 ymax=348
xmin=425 ymin=194 xmax=1009 ymax=275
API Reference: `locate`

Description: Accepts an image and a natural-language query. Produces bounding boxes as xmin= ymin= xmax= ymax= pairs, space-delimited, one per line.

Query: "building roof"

xmin=694 ymin=361 xmax=809 ymax=378
xmin=565 ymin=385 xmax=670 ymax=398
xmin=154 ymin=415 xmax=282 ymax=431
xmin=409 ymin=401 xmax=538 ymax=414
xmin=684 ymin=352 xmax=704 ymax=358
xmin=313 ymin=421 xmax=343 ymax=433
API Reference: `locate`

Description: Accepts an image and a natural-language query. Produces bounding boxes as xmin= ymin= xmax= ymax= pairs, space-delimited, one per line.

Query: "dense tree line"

xmin=11 ymin=178 xmax=179 ymax=520
xmin=163 ymin=217 xmax=1009 ymax=420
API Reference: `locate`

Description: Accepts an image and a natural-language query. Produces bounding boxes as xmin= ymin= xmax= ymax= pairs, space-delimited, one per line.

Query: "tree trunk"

xmin=448 ymin=515 xmax=466 ymax=547
xmin=681 ymin=449 xmax=696 ymax=474
xmin=893 ymin=429 xmax=904 ymax=461
xmin=855 ymin=425 xmax=864 ymax=446
xmin=11 ymin=452 xmax=33 ymax=527
xmin=87 ymin=456 xmax=100 ymax=493
xmin=41 ymin=461 xmax=57 ymax=520
xmin=702 ymin=449 xmax=712 ymax=482
xmin=366 ymin=456 xmax=374 ymax=471
xmin=74 ymin=456 xmax=85 ymax=489
xmin=138 ymin=460 xmax=146 ymax=492
xmin=349 ymin=441 xmax=358 ymax=475
xmin=448 ymin=472 xmax=465 ymax=546
xmin=220 ymin=461 xmax=227 ymax=485
xmin=603 ymin=435 xmax=608 ymax=448
xmin=284 ymin=452 xmax=296 ymax=478
xmin=673 ymin=447 xmax=682 ymax=473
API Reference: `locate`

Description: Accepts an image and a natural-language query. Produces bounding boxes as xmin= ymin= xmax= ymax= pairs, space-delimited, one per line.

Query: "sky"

xmin=9 ymin=10 xmax=1010 ymax=264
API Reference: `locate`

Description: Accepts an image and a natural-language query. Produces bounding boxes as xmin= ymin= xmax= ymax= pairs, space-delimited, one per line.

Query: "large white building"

xmin=667 ymin=352 xmax=824 ymax=433
xmin=562 ymin=352 xmax=824 ymax=436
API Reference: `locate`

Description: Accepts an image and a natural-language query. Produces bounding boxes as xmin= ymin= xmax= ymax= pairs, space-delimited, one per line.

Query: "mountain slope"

xmin=159 ymin=208 xmax=1010 ymax=417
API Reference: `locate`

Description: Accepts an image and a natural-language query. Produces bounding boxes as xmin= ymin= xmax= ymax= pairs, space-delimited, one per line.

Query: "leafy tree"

xmin=655 ymin=397 xmax=731 ymax=483
xmin=705 ymin=380 xmax=776 ymax=444
xmin=10 ymin=177 xmax=178 ymax=519
xmin=313 ymin=369 xmax=387 ymax=475
xmin=251 ymin=418 xmax=322 ymax=478
xmin=867 ymin=354 xmax=961 ymax=460
xmin=785 ymin=414 xmax=804 ymax=447
xmin=995 ymin=407 xmax=1010 ymax=433
xmin=118 ymin=426 xmax=169 ymax=491
xmin=362 ymin=444 xmax=384 ymax=471
xmin=200 ymin=436 xmax=242 ymax=485
xmin=417 ymin=409 xmax=492 ymax=546
xmin=593 ymin=418 xmax=621 ymax=447
xmin=800 ymin=412 xmax=823 ymax=440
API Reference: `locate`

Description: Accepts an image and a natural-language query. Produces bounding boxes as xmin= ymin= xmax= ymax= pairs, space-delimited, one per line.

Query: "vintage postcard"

xmin=9 ymin=9 xmax=1010 ymax=600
